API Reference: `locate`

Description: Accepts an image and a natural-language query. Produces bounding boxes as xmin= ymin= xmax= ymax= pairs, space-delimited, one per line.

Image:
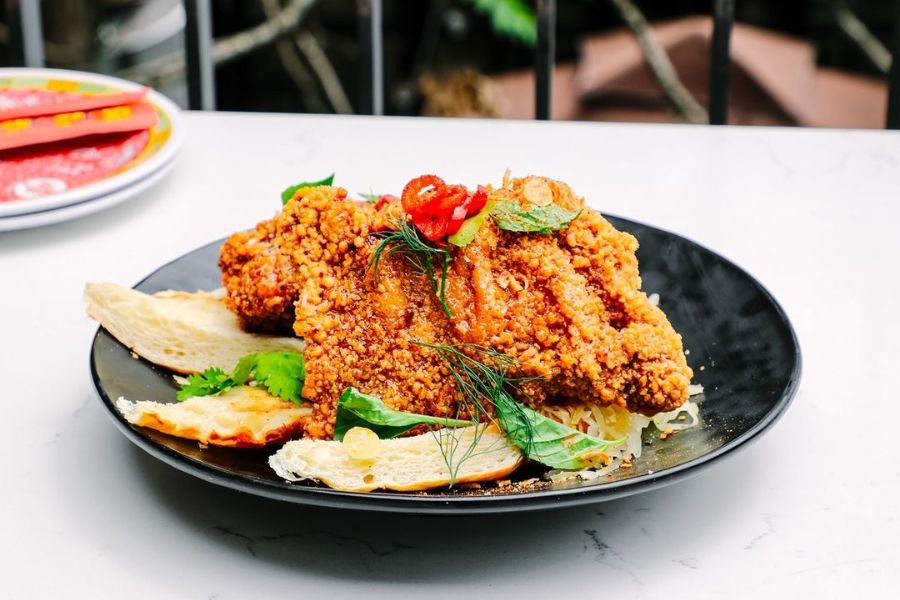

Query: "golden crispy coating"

xmin=220 ymin=178 xmax=692 ymax=438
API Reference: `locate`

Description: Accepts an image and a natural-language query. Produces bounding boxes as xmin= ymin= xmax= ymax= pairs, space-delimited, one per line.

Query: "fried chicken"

xmin=219 ymin=177 xmax=692 ymax=439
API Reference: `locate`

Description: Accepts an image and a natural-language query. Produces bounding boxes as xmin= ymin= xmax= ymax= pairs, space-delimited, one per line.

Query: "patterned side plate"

xmin=0 ymin=68 xmax=183 ymax=219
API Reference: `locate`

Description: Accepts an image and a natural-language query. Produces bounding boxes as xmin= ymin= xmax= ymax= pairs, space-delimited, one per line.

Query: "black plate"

xmin=90 ymin=216 xmax=801 ymax=514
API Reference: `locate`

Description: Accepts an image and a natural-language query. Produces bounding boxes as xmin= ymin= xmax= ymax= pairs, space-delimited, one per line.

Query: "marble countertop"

xmin=1 ymin=112 xmax=898 ymax=598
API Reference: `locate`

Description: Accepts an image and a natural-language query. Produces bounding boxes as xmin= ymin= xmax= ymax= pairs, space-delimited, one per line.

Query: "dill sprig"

xmin=413 ymin=341 xmax=536 ymax=482
xmin=370 ymin=219 xmax=453 ymax=318
xmin=415 ymin=341 xmax=626 ymax=474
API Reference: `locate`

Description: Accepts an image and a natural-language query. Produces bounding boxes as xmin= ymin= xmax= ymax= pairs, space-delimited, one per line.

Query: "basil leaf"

xmin=448 ymin=201 xmax=495 ymax=247
xmin=334 ymin=387 xmax=470 ymax=441
xmin=492 ymin=200 xmax=581 ymax=234
xmin=281 ymin=174 xmax=335 ymax=204
xmin=493 ymin=393 xmax=623 ymax=470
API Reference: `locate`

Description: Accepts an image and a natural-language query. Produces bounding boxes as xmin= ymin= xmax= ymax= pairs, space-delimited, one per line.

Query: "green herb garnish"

xmin=370 ymin=218 xmax=453 ymax=318
xmin=359 ymin=191 xmax=380 ymax=203
xmin=493 ymin=393 xmax=624 ymax=470
xmin=492 ymin=200 xmax=581 ymax=234
xmin=416 ymin=342 xmax=624 ymax=470
xmin=333 ymin=387 xmax=470 ymax=441
xmin=177 ymin=367 xmax=237 ymax=401
xmin=448 ymin=201 xmax=495 ymax=247
xmin=281 ymin=174 xmax=335 ymax=205
xmin=176 ymin=351 xmax=306 ymax=404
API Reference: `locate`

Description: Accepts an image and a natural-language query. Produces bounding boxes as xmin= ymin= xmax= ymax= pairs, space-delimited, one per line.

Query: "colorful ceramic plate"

xmin=0 ymin=68 xmax=183 ymax=219
xmin=89 ymin=217 xmax=801 ymax=514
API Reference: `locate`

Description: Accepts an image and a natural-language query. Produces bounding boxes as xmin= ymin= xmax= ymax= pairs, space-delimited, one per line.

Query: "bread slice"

xmin=269 ymin=424 xmax=523 ymax=492
xmin=116 ymin=386 xmax=311 ymax=448
xmin=84 ymin=282 xmax=305 ymax=374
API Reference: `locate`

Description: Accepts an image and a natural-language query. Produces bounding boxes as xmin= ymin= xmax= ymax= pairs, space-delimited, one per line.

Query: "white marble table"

xmin=2 ymin=112 xmax=898 ymax=598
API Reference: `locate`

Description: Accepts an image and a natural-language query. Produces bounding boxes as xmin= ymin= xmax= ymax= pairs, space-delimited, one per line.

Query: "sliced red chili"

xmin=415 ymin=216 xmax=450 ymax=242
xmin=463 ymin=185 xmax=488 ymax=216
xmin=427 ymin=184 xmax=468 ymax=222
xmin=374 ymin=194 xmax=398 ymax=210
xmin=402 ymin=175 xmax=445 ymax=221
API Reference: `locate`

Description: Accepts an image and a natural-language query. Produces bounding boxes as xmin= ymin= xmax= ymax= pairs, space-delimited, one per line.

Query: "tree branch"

xmin=120 ymin=0 xmax=318 ymax=89
xmin=832 ymin=0 xmax=891 ymax=74
xmin=261 ymin=0 xmax=329 ymax=113
xmin=294 ymin=31 xmax=354 ymax=114
xmin=608 ymin=0 xmax=709 ymax=124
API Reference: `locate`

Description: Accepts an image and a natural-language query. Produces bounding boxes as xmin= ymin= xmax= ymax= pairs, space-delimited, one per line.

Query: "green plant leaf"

xmin=251 ymin=352 xmax=306 ymax=404
xmin=176 ymin=367 xmax=237 ymax=401
xmin=493 ymin=393 xmax=624 ymax=470
xmin=333 ymin=387 xmax=470 ymax=441
xmin=469 ymin=0 xmax=537 ymax=46
xmin=176 ymin=351 xmax=306 ymax=405
xmin=448 ymin=201 xmax=495 ymax=247
xmin=281 ymin=173 xmax=335 ymax=204
xmin=492 ymin=200 xmax=581 ymax=234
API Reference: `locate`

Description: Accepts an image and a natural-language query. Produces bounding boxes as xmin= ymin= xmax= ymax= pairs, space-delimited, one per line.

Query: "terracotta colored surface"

xmin=489 ymin=16 xmax=887 ymax=128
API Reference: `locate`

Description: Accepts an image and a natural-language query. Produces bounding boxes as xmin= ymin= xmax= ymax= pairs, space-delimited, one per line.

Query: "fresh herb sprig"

xmin=281 ymin=174 xmax=335 ymax=205
xmin=370 ymin=218 xmax=453 ymax=318
xmin=415 ymin=342 xmax=625 ymax=471
xmin=333 ymin=387 xmax=470 ymax=441
xmin=492 ymin=200 xmax=582 ymax=234
xmin=177 ymin=351 xmax=306 ymax=404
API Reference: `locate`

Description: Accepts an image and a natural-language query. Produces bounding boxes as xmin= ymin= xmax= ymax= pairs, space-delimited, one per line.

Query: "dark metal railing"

xmin=887 ymin=0 xmax=900 ymax=128
xmin=6 ymin=0 xmax=44 ymax=68
xmin=709 ymin=0 xmax=735 ymax=125
xmin=535 ymin=0 xmax=556 ymax=120
xmin=8 ymin=0 xmax=900 ymax=129
xmin=184 ymin=0 xmax=216 ymax=111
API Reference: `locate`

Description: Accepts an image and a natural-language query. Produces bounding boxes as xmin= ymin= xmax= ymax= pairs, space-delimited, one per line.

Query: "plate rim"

xmin=89 ymin=215 xmax=802 ymax=514
xmin=0 ymin=67 xmax=184 ymax=218
xmin=0 ymin=153 xmax=177 ymax=232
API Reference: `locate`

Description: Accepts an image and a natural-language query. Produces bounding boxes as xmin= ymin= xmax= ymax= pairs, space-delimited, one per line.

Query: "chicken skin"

xmin=219 ymin=176 xmax=692 ymax=438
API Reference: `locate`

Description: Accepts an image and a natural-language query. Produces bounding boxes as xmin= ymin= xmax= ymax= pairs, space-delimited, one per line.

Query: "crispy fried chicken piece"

xmin=220 ymin=178 xmax=692 ymax=439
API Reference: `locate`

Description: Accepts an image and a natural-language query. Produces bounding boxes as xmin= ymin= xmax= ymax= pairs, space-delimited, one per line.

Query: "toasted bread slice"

xmin=269 ymin=424 xmax=523 ymax=492
xmin=115 ymin=386 xmax=311 ymax=448
xmin=84 ymin=282 xmax=305 ymax=374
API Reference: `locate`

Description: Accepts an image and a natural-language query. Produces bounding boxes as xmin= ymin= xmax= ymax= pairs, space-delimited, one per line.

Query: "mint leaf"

xmin=176 ymin=367 xmax=236 ymax=401
xmin=176 ymin=351 xmax=306 ymax=405
xmin=492 ymin=201 xmax=581 ymax=234
xmin=493 ymin=393 xmax=624 ymax=470
xmin=334 ymin=387 xmax=470 ymax=440
xmin=281 ymin=173 xmax=335 ymax=204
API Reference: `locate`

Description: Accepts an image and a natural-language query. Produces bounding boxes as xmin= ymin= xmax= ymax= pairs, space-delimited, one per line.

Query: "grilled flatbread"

xmin=269 ymin=424 xmax=523 ymax=492
xmin=84 ymin=282 xmax=304 ymax=374
xmin=116 ymin=386 xmax=311 ymax=448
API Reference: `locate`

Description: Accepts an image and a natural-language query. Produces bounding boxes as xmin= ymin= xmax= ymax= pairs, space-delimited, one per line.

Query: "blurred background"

xmin=0 ymin=0 xmax=893 ymax=127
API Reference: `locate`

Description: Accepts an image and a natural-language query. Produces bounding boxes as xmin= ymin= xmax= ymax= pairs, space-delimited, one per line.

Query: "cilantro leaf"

xmin=176 ymin=351 xmax=306 ymax=405
xmin=281 ymin=174 xmax=335 ymax=205
xmin=333 ymin=387 xmax=470 ymax=441
xmin=176 ymin=367 xmax=237 ymax=401
xmin=252 ymin=352 xmax=305 ymax=404
xmin=359 ymin=191 xmax=380 ymax=203
xmin=492 ymin=200 xmax=581 ymax=234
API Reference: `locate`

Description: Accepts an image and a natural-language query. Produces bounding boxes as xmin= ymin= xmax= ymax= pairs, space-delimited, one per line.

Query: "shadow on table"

xmin=56 ymin=393 xmax=773 ymax=586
